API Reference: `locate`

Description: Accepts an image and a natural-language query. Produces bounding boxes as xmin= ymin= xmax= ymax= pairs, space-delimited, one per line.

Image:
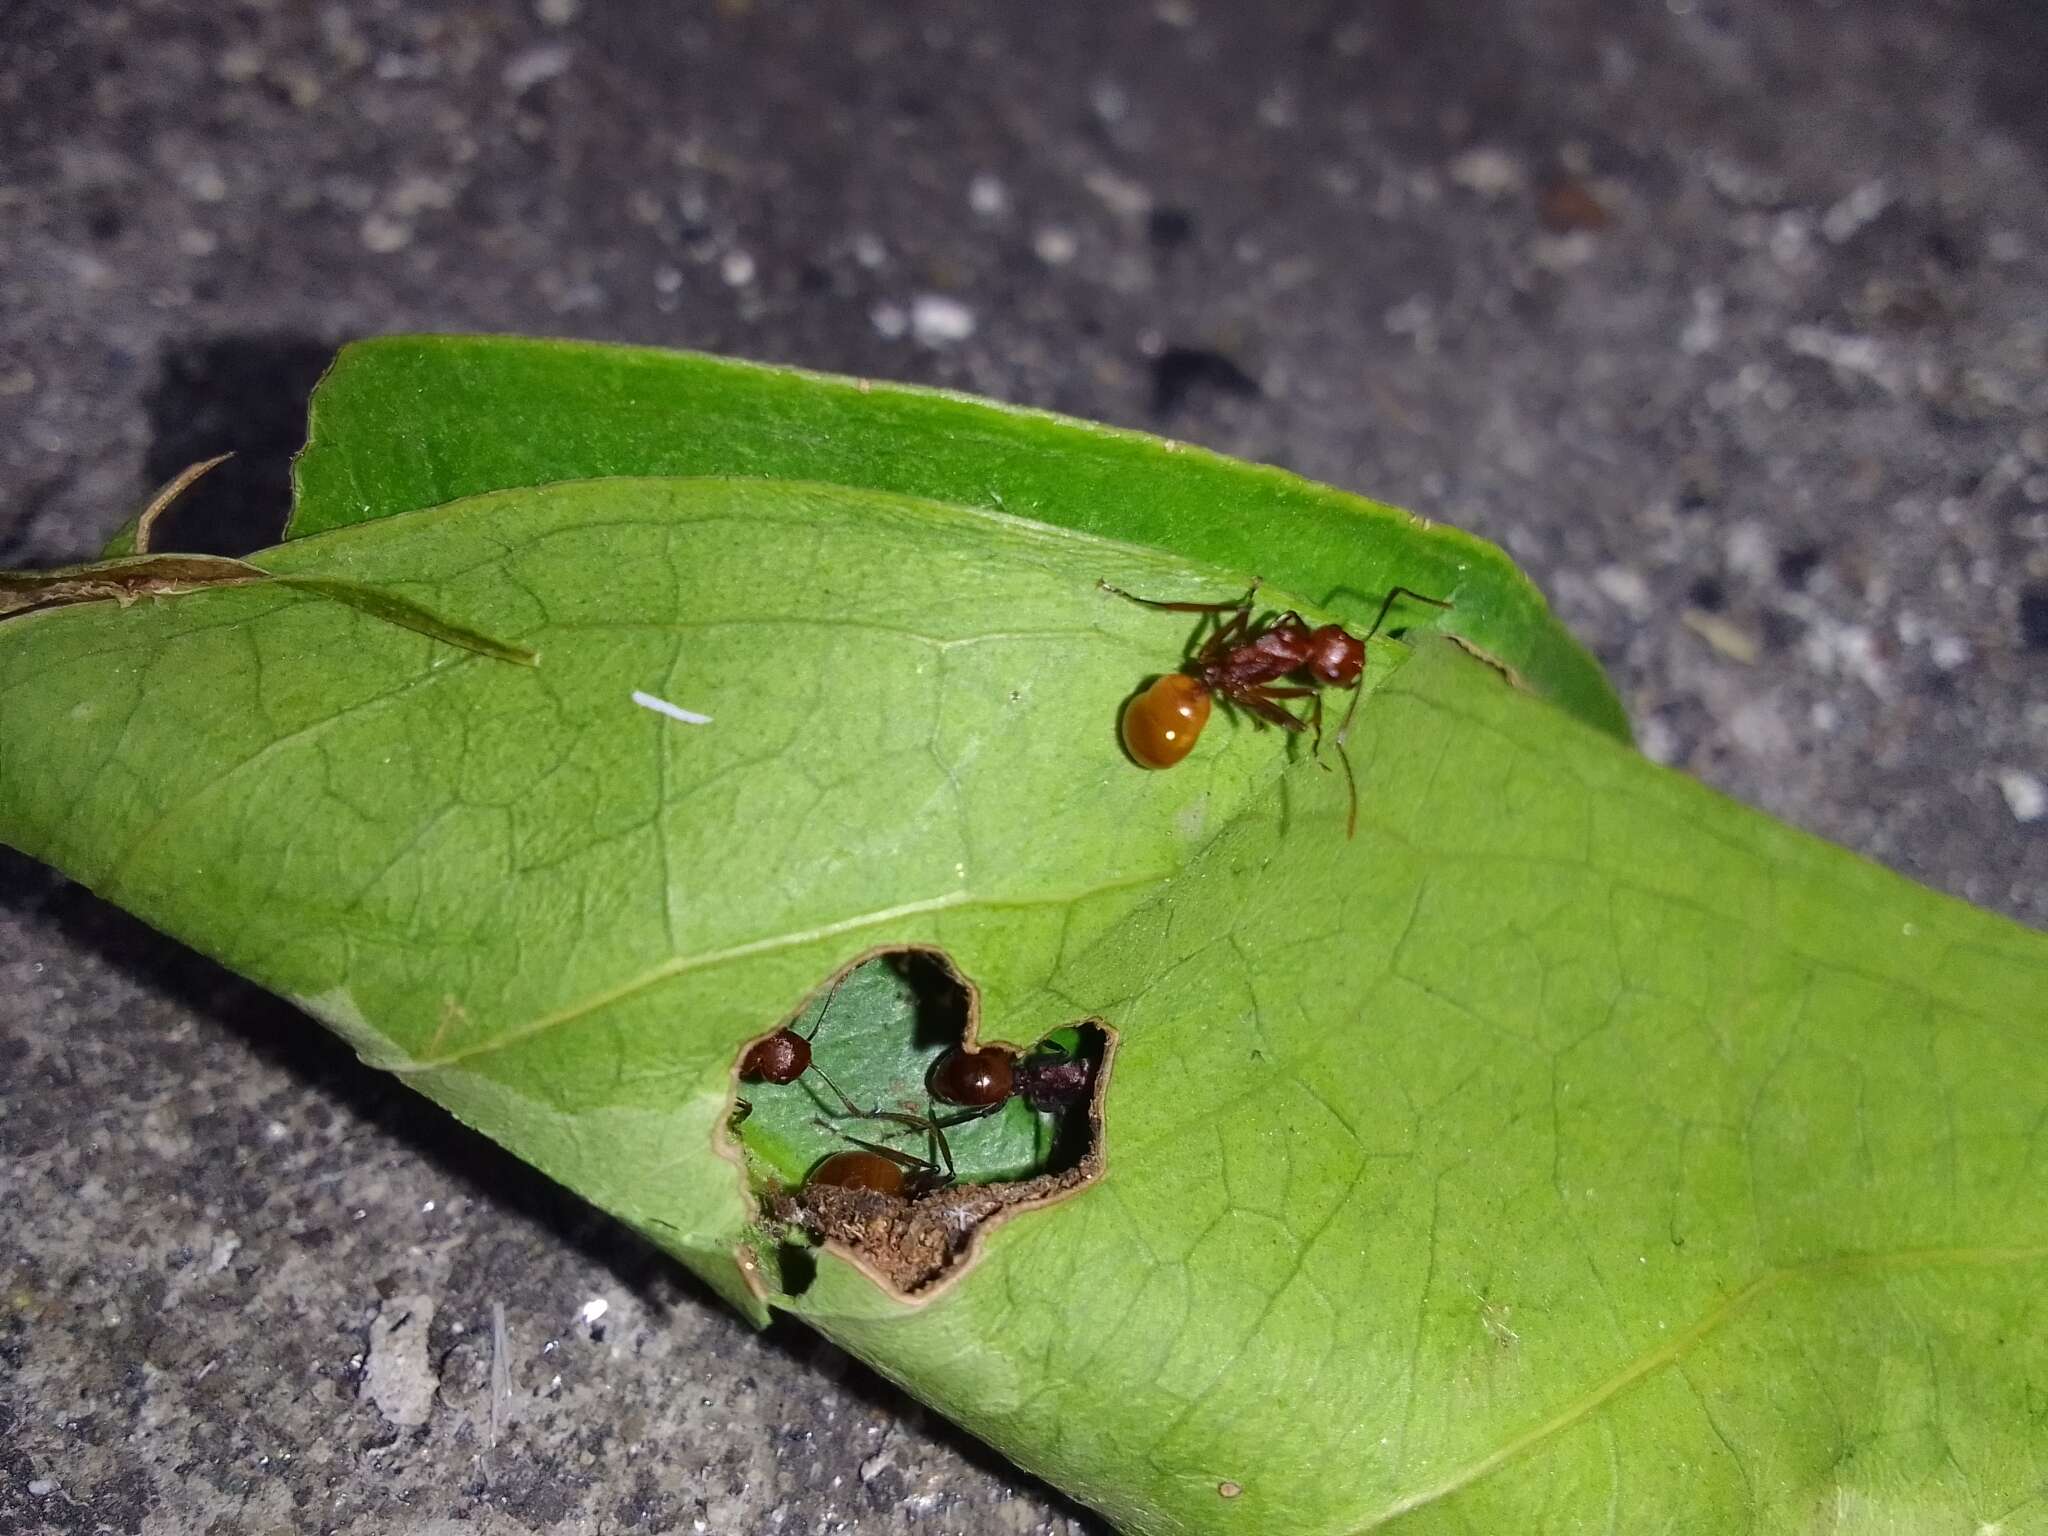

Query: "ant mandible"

xmin=1101 ymin=578 xmax=1451 ymax=836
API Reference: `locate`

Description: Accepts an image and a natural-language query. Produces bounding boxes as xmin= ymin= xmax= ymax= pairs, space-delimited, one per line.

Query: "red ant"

xmin=1102 ymin=578 xmax=1450 ymax=836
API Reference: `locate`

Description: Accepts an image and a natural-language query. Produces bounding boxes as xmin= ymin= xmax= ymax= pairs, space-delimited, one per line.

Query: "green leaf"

xmin=288 ymin=335 xmax=1630 ymax=742
xmin=2 ymin=466 xmax=2041 ymax=1535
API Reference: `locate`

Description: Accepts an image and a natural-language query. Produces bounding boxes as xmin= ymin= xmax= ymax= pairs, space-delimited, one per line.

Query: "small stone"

xmin=1447 ymin=146 xmax=1523 ymax=199
xmin=869 ymin=301 xmax=906 ymax=339
xmin=537 ymin=0 xmax=580 ymax=23
xmin=909 ymin=293 xmax=976 ymax=346
xmin=502 ymin=43 xmax=573 ymax=92
xmin=1821 ymin=179 xmax=1890 ymax=244
xmin=1032 ymin=226 xmax=1078 ymax=266
xmin=361 ymin=1292 xmax=439 ymax=1427
xmin=720 ymin=249 xmax=755 ymax=287
xmin=1996 ymin=769 xmax=2046 ymax=824
xmin=28 ymin=1479 xmax=56 ymax=1498
xmin=217 ymin=45 xmax=263 ymax=83
xmin=1593 ymin=564 xmax=1651 ymax=616
xmin=359 ymin=213 xmax=411 ymax=253
xmin=967 ymin=172 xmax=1008 ymax=218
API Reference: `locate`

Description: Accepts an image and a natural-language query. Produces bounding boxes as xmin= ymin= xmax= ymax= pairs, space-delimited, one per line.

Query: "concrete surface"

xmin=2 ymin=2 xmax=2044 ymax=1532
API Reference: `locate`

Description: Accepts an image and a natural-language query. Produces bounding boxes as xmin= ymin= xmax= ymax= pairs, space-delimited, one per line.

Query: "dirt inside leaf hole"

xmin=770 ymin=1151 xmax=1102 ymax=1295
xmin=733 ymin=949 xmax=1113 ymax=1298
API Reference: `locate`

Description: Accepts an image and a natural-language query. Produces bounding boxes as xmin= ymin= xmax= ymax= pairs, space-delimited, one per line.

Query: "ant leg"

xmin=797 ymin=976 xmax=844 ymax=1041
xmin=1098 ymin=577 xmax=1261 ymax=616
xmin=1238 ymin=685 xmax=1314 ymax=733
xmin=812 ymin=1121 xmax=939 ymax=1174
xmin=1362 ymin=584 xmax=1454 ymax=642
xmin=1338 ymin=733 xmax=1360 ymax=840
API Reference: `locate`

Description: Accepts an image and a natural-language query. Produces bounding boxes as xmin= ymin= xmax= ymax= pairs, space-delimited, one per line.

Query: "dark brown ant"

xmin=1102 ymin=578 xmax=1451 ymax=836
xmin=925 ymin=1040 xmax=1094 ymax=1121
xmin=734 ymin=980 xmax=852 ymax=1122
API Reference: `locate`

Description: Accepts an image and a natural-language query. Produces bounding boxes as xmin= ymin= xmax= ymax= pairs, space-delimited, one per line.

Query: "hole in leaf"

xmin=728 ymin=951 xmax=1110 ymax=1297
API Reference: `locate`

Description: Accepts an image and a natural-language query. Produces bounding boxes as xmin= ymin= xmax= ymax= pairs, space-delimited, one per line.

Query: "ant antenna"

xmin=1332 ymin=587 xmax=1454 ymax=837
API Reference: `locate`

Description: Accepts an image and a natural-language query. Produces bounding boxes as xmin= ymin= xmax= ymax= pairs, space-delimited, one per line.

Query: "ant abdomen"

xmin=928 ymin=1046 xmax=1016 ymax=1107
xmin=1121 ymin=674 xmax=1212 ymax=769
xmin=808 ymin=1149 xmax=909 ymax=1195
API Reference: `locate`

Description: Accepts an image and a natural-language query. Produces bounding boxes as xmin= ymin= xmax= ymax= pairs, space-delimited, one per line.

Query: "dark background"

xmin=2 ymin=3 xmax=2043 ymax=1532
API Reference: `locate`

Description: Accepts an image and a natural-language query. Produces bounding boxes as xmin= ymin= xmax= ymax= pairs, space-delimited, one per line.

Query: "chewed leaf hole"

xmin=726 ymin=950 xmax=1110 ymax=1296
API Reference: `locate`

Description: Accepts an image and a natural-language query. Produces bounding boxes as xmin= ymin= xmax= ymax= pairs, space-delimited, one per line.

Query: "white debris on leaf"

xmin=632 ymin=690 xmax=712 ymax=726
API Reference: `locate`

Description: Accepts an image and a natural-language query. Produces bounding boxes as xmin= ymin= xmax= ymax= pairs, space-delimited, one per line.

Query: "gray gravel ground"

xmin=2 ymin=2 xmax=2044 ymax=1533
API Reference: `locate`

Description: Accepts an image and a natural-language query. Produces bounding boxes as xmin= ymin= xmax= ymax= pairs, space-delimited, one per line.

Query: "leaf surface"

xmin=288 ymin=335 xmax=1629 ymax=741
xmin=3 ymin=477 xmax=2042 ymax=1534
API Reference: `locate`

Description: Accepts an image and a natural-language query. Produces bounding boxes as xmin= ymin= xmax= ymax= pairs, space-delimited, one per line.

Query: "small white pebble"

xmin=359 ymin=213 xmax=411 ymax=253
xmin=1636 ymin=717 xmax=1679 ymax=765
xmin=537 ymin=0 xmax=579 ymax=24
xmin=967 ymin=172 xmax=1009 ymax=218
xmin=502 ymin=42 xmax=572 ymax=92
xmin=653 ymin=264 xmax=682 ymax=295
xmin=1447 ymin=145 xmax=1523 ymax=199
xmin=850 ymin=231 xmax=886 ymax=268
xmin=1593 ymin=564 xmax=1651 ymax=616
xmin=1996 ymin=769 xmax=2046 ymax=824
xmin=720 ymin=249 xmax=755 ymax=287
xmin=870 ymin=301 xmax=907 ymax=339
xmin=909 ymin=293 xmax=976 ymax=346
xmin=1032 ymin=225 xmax=1078 ymax=265
xmin=28 ymin=1479 xmax=56 ymax=1498
xmin=1821 ymin=179 xmax=1890 ymax=244
xmin=1929 ymin=633 xmax=1970 ymax=670
xmin=579 ymin=1297 xmax=609 ymax=1326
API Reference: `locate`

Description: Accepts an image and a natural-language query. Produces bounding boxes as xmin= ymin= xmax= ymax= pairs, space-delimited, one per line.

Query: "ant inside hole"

xmin=804 ymin=1106 xmax=958 ymax=1197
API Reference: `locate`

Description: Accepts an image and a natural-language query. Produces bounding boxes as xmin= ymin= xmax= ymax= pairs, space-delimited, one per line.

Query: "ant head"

xmin=741 ymin=1029 xmax=812 ymax=1084
xmin=1307 ymin=625 xmax=1365 ymax=685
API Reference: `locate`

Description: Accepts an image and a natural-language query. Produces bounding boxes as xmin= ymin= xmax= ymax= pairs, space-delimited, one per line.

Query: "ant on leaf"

xmin=804 ymin=1108 xmax=958 ymax=1197
xmin=1102 ymin=578 xmax=1451 ymax=836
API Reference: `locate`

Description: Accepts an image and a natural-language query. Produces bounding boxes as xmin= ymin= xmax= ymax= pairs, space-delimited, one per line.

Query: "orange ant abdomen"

xmin=1121 ymin=673 xmax=1213 ymax=768
xmin=808 ymin=1149 xmax=908 ymax=1195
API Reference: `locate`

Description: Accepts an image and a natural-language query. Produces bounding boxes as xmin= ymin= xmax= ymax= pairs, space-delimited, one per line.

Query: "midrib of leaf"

xmin=386 ymin=869 xmax=1212 ymax=1073
xmin=1355 ymin=1241 xmax=2048 ymax=1532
